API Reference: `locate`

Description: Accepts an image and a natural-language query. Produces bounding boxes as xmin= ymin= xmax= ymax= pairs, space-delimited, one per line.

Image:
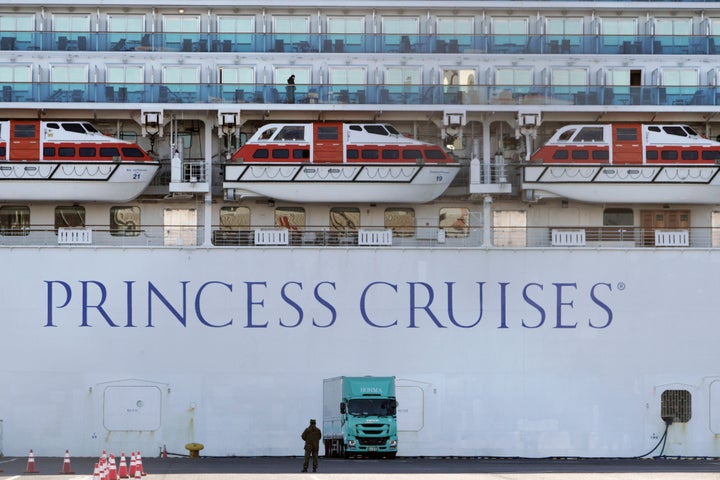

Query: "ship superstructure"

xmin=1 ymin=0 xmax=720 ymax=461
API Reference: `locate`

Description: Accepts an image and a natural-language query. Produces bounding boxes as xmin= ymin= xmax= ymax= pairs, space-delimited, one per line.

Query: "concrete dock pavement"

xmin=1 ymin=456 xmax=720 ymax=480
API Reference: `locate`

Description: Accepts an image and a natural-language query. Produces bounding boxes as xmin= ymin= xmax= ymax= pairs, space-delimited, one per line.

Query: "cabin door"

xmin=611 ymin=124 xmax=642 ymax=164
xmin=640 ymin=209 xmax=690 ymax=246
xmin=9 ymin=120 xmax=40 ymax=161
xmin=313 ymin=123 xmax=343 ymax=163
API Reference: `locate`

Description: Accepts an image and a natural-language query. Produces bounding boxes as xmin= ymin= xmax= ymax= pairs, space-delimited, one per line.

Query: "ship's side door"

xmin=313 ymin=122 xmax=343 ymax=163
xmin=9 ymin=120 xmax=40 ymax=161
xmin=611 ymin=124 xmax=642 ymax=164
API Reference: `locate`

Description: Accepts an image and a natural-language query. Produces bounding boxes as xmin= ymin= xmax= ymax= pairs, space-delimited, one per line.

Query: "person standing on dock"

xmin=301 ymin=418 xmax=322 ymax=472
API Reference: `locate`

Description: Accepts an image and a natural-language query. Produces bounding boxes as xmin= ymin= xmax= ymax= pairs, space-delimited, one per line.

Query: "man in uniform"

xmin=301 ymin=418 xmax=322 ymax=472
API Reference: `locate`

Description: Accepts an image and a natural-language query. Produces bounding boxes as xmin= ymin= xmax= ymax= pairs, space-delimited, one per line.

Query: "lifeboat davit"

xmin=0 ymin=120 xmax=159 ymax=202
xmin=522 ymin=123 xmax=720 ymax=203
xmin=223 ymin=122 xmax=460 ymax=203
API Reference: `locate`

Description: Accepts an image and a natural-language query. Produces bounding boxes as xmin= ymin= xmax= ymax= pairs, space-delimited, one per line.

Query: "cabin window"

xmin=382 ymin=149 xmax=400 ymax=159
xmin=253 ymin=149 xmax=269 ymax=159
xmin=275 ymin=207 xmax=305 ymax=231
xmin=663 ymin=126 xmax=689 ymax=137
xmin=330 ymin=207 xmax=360 ymax=244
xmin=0 ymin=205 xmax=30 ymax=236
xmin=327 ymin=16 xmax=364 ymax=46
xmin=681 ymin=150 xmax=698 ymax=161
xmin=43 ymin=147 xmax=55 ymax=157
xmin=55 ymin=205 xmax=86 ymax=230
xmin=293 ymin=149 xmax=310 ymax=159
xmin=121 ymin=147 xmax=145 ymax=158
xmin=219 ymin=206 xmax=250 ymax=230
xmin=616 ymin=128 xmax=638 ymax=141
xmin=403 ymin=149 xmax=422 ymax=160
xmin=100 ymin=147 xmax=121 ymax=158
xmin=440 ymin=207 xmax=469 ymax=238
xmin=702 ymin=151 xmax=720 ymax=160
xmin=62 ymin=123 xmax=86 ymax=134
xmin=493 ymin=210 xmax=526 ymax=247
xmin=277 ymin=126 xmax=305 ymax=141
xmin=592 ymin=150 xmax=609 ymax=160
xmin=646 ymin=150 xmax=658 ymax=160
xmin=661 ymin=150 xmax=678 ymax=161
xmin=603 ymin=208 xmax=633 ymax=227
xmin=110 ymin=206 xmax=141 ymax=237
xmin=365 ymin=125 xmax=389 ymax=136
xmin=362 ymin=149 xmax=379 ymax=159
xmin=59 ymin=147 xmax=75 ymax=157
xmin=272 ymin=149 xmax=290 ymax=159
xmin=317 ymin=126 xmax=339 ymax=140
xmin=347 ymin=149 xmax=359 ymax=159
xmin=571 ymin=150 xmax=589 ymax=160
xmin=661 ymin=390 xmax=691 ymax=424
xmin=557 ymin=128 xmax=576 ymax=141
xmin=575 ymin=127 xmax=604 ymax=142
xmin=79 ymin=147 xmax=96 ymax=157
xmin=0 ymin=147 xmax=5 ymax=157
xmin=14 ymin=124 xmax=35 ymax=138
xmin=384 ymin=207 xmax=415 ymax=238
xmin=552 ymin=150 xmax=569 ymax=160
xmin=424 ymin=149 xmax=446 ymax=160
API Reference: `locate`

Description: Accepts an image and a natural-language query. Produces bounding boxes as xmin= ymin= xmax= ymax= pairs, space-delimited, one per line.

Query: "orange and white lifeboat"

xmin=523 ymin=123 xmax=720 ymax=203
xmin=0 ymin=120 xmax=159 ymax=202
xmin=223 ymin=122 xmax=460 ymax=203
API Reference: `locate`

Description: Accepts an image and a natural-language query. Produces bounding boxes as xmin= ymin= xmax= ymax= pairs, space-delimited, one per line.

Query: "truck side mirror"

xmin=340 ymin=402 xmax=346 ymax=414
xmin=390 ymin=400 xmax=397 ymax=415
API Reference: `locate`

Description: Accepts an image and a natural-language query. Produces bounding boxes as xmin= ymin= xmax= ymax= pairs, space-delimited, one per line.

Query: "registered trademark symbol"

xmin=617 ymin=282 xmax=625 ymax=291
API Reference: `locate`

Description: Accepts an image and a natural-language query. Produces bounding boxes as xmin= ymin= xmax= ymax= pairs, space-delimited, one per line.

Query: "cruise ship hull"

xmin=2 ymin=246 xmax=717 ymax=459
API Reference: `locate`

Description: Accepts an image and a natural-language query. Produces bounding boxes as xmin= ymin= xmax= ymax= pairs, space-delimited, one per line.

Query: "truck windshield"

xmin=347 ymin=398 xmax=395 ymax=416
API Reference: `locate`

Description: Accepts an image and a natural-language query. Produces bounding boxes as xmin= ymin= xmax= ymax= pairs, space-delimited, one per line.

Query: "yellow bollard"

xmin=184 ymin=443 xmax=204 ymax=458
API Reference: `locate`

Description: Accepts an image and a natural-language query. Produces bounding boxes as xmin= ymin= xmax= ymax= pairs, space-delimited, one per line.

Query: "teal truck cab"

xmin=322 ymin=376 xmax=398 ymax=458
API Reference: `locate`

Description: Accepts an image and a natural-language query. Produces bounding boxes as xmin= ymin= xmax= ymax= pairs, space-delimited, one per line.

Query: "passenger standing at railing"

xmin=286 ymin=75 xmax=296 ymax=103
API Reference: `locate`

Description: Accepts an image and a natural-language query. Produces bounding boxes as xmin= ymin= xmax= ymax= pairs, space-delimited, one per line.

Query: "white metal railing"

xmin=358 ymin=228 xmax=393 ymax=246
xmin=57 ymin=228 xmax=93 ymax=245
xmin=551 ymin=229 xmax=586 ymax=246
xmin=655 ymin=229 xmax=690 ymax=247
xmin=254 ymin=228 xmax=289 ymax=245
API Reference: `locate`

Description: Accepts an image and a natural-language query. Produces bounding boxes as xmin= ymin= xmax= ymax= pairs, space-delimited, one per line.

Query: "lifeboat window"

xmin=365 ymin=125 xmax=389 ymax=136
xmin=43 ymin=147 xmax=56 ymax=157
xmin=61 ymin=123 xmax=86 ymax=134
xmin=575 ymin=127 xmax=604 ymax=142
xmin=293 ymin=149 xmax=310 ymax=159
xmin=557 ymin=128 xmax=576 ymax=142
xmin=683 ymin=126 xmax=699 ymax=136
xmin=46 ymin=123 xmax=60 ymax=130
xmin=681 ymin=150 xmax=698 ymax=161
xmin=253 ymin=149 xmax=269 ymax=159
xmin=384 ymin=207 xmax=415 ymax=238
xmin=646 ymin=150 xmax=658 ymax=160
xmin=571 ymin=150 xmax=589 ymax=160
xmin=362 ymin=149 xmax=379 ymax=159
xmin=349 ymin=125 xmax=362 ymax=132
xmin=552 ymin=150 xmax=569 ymax=160
xmin=259 ymin=128 xmax=277 ymax=140
xmin=0 ymin=205 xmax=30 ymax=237
xmin=385 ymin=125 xmax=401 ymax=135
xmin=317 ymin=126 xmax=339 ymax=140
xmin=100 ymin=147 xmax=120 ymax=158
xmin=424 ymin=148 xmax=447 ymax=160
xmin=121 ymin=147 xmax=145 ymax=158
xmin=648 ymin=126 xmax=661 ymax=133
xmin=79 ymin=147 xmax=96 ymax=157
xmin=661 ymin=390 xmax=691 ymax=424
xmin=440 ymin=207 xmax=469 ymax=238
xmin=347 ymin=149 xmax=359 ymax=159
xmin=110 ymin=206 xmax=141 ymax=237
xmin=661 ymin=150 xmax=678 ymax=160
xmin=382 ymin=149 xmax=400 ymax=159
xmin=662 ymin=126 xmax=687 ymax=137
xmin=59 ymin=147 xmax=75 ymax=157
xmin=616 ymin=128 xmax=638 ymax=141
xmin=83 ymin=123 xmax=100 ymax=133
xmin=702 ymin=150 xmax=720 ymax=160
xmin=0 ymin=147 xmax=5 ymax=157
xmin=55 ymin=205 xmax=85 ymax=230
xmin=14 ymin=124 xmax=35 ymax=138
xmin=272 ymin=149 xmax=290 ymax=159
xmin=403 ymin=149 xmax=422 ymax=160
xmin=592 ymin=150 xmax=609 ymax=160
xmin=277 ymin=126 xmax=305 ymax=141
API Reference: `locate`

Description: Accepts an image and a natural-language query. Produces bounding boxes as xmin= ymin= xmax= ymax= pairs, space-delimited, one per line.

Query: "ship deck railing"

xmin=1 ymin=32 xmax=718 ymax=57
xmin=2 ymin=225 xmax=717 ymax=249
xmin=3 ymin=83 xmax=719 ymax=108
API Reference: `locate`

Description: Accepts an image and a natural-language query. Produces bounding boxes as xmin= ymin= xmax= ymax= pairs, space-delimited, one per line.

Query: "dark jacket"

xmin=302 ymin=424 xmax=322 ymax=450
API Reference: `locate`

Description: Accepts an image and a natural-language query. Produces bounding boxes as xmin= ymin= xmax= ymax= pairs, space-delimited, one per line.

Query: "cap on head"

xmin=310 ymin=419 xmax=316 ymax=424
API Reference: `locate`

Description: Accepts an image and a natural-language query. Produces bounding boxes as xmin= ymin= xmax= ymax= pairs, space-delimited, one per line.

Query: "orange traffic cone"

xmin=25 ymin=449 xmax=40 ymax=473
xmin=162 ymin=445 xmax=168 ymax=459
xmin=108 ymin=454 xmax=118 ymax=480
xmin=134 ymin=468 xmax=142 ymax=480
xmin=60 ymin=450 xmax=75 ymax=474
xmin=117 ymin=453 xmax=129 ymax=479
xmin=136 ymin=452 xmax=146 ymax=476
xmin=128 ymin=452 xmax=136 ymax=478
xmin=92 ymin=463 xmax=100 ymax=480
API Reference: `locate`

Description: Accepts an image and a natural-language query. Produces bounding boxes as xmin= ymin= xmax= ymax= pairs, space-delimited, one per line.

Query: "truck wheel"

xmin=387 ymin=452 xmax=397 ymax=459
xmin=342 ymin=443 xmax=349 ymax=459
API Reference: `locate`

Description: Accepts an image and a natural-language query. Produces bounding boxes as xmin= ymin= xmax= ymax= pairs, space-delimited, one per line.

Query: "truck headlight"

xmin=390 ymin=440 xmax=397 ymax=448
xmin=348 ymin=440 xmax=356 ymax=448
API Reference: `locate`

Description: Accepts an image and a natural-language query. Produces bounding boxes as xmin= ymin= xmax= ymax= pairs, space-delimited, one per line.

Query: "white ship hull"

xmin=224 ymin=164 xmax=461 ymax=202
xmin=523 ymin=165 xmax=720 ymax=203
xmin=2 ymin=247 xmax=718 ymax=459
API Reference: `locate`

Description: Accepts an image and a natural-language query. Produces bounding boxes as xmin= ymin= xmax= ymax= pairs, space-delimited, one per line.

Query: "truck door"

xmin=611 ymin=124 xmax=642 ymax=164
xmin=313 ymin=122 xmax=343 ymax=163
xmin=9 ymin=120 xmax=40 ymax=161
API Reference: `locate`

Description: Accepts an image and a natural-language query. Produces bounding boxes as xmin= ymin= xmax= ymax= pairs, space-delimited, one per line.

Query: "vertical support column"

xmin=482 ymin=120 xmax=492 ymax=185
xmin=483 ymin=194 xmax=493 ymax=247
xmin=203 ymin=116 xmax=213 ymax=246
